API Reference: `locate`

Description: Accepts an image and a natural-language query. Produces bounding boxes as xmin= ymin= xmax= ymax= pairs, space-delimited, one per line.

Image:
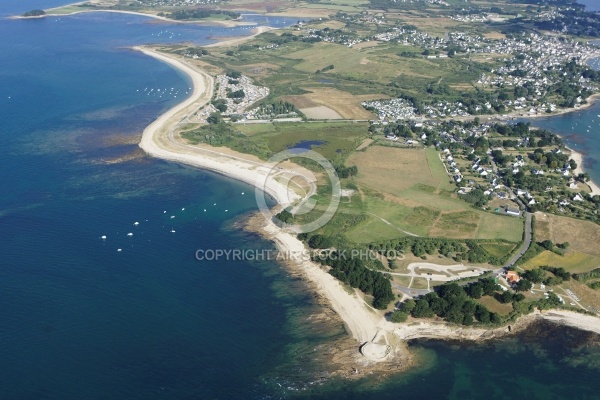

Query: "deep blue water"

xmin=1 ymin=1 xmax=600 ymax=399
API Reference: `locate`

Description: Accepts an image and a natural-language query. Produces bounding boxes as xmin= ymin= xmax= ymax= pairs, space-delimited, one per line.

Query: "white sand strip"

xmin=135 ymin=47 xmax=383 ymax=343
xmin=568 ymin=147 xmax=600 ymax=196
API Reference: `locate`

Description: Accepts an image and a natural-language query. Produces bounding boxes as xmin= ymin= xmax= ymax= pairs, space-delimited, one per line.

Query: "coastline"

xmin=480 ymin=92 xmax=600 ymax=196
xmin=134 ymin=47 xmax=600 ymax=364
xmin=11 ymin=7 xmax=257 ymax=27
xmin=204 ymin=26 xmax=275 ymax=48
xmin=135 ymin=46 xmax=299 ymax=206
xmin=134 ymin=45 xmax=388 ymax=351
xmin=566 ymin=146 xmax=600 ymax=195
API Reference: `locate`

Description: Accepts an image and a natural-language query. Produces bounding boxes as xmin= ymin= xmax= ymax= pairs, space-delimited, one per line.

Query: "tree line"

xmin=314 ymin=250 xmax=395 ymax=309
xmin=369 ymin=237 xmax=515 ymax=265
xmin=163 ymin=10 xmax=240 ymax=21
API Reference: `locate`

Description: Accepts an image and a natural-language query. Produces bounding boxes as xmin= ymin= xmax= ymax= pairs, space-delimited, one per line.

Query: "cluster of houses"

xmin=441 ymin=148 xmax=463 ymax=183
xmin=196 ymin=74 xmax=269 ymax=121
xmin=361 ymin=29 xmax=600 ymax=120
xmin=362 ymin=98 xmax=417 ymax=120
xmin=295 ymin=27 xmax=363 ymax=48
xmin=362 ymin=98 xmax=476 ymax=121
xmin=422 ymin=101 xmax=472 ymax=118
xmin=449 ymin=14 xmax=492 ymax=23
xmin=133 ymin=0 xmax=222 ymax=7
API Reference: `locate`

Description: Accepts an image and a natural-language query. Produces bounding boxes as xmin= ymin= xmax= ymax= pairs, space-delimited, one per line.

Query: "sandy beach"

xmin=204 ymin=26 xmax=275 ymax=48
xmin=568 ymin=146 xmax=600 ymax=195
xmin=135 ymin=46 xmax=387 ymax=350
xmin=135 ymin=46 xmax=301 ymax=207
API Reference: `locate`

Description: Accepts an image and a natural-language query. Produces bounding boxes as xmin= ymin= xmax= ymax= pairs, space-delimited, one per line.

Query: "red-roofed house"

xmin=506 ymin=271 xmax=520 ymax=284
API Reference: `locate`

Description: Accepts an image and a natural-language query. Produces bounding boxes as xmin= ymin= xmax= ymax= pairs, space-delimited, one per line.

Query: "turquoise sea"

xmin=1 ymin=2 xmax=599 ymax=399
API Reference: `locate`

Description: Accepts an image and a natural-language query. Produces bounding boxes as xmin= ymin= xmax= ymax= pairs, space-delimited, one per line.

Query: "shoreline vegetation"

xmin=12 ymin=3 xmax=255 ymax=27
xmin=134 ymin=44 xmax=600 ymax=369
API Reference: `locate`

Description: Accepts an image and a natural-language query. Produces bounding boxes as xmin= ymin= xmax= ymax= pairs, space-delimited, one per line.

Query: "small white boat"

xmin=127 ymin=233 xmax=133 ymax=236
xmin=170 ymin=229 xmax=176 ymax=233
xmin=134 ymin=222 xmax=139 ymax=226
xmin=117 ymin=248 xmax=122 ymax=252
xmin=170 ymin=216 xmax=175 ymax=219
xmin=181 ymin=208 xmax=185 ymax=211
xmin=101 ymin=235 xmax=107 ymax=240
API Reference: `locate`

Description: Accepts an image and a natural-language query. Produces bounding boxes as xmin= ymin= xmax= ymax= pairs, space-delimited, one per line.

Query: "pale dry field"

xmin=535 ymin=212 xmax=600 ymax=256
xmin=283 ymin=87 xmax=384 ymax=119
xmin=346 ymin=146 xmax=439 ymax=193
xmin=300 ymin=106 xmax=343 ymax=119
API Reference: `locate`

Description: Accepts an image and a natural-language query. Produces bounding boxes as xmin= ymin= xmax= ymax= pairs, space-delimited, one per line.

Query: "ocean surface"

xmin=1 ymin=2 xmax=599 ymax=399
xmin=522 ymin=101 xmax=600 ymax=186
xmin=513 ymin=52 xmax=600 ymax=187
xmin=578 ymin=0 xmax=600 ymax=12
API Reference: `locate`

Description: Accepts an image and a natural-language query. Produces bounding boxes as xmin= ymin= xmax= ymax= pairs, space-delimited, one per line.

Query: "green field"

xmin=236 ymin=121 xmax=369 ymax=160
xmin=479 ymin=242 xmax=519 ymax=258
xmin=521 ymin=251 xmax=600 ymax=274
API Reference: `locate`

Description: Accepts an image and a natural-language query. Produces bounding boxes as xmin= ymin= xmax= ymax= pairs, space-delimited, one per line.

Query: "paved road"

xmin=505 ymin=211 xmax=532 ymax=268
xmin=394 ymin=284 xmax=431 ymax=297
xmin=387 ymin=263 xmax=487 ymax=282
xmin=488 ymin=157 xmax=533 ymax=269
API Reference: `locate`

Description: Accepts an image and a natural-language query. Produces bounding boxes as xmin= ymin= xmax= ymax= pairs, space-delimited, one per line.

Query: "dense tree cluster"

xmin=275 ymin=210 xmax=294 ymax=224
xmin=316 ymin=251 xmax=395 ymax=309
xmin=574 ymin=267 xmax=600 ymax=283
xmin=226 ymin=89 xmax=245 ymax=99
xmin=334 ymin=165 xmax=358 ymax=178
xmin=23 ymin=9 xmax=45 ymax=17
xmin=165 ymin=10 xmax=240 ymax=21
xmin=397 ymin=280 xmax=502 ymax=326
xmin=212 ymin=99 xmax=227 ymax=113
xmin=255 ymin=101 xmax=300 ymax=118
xmin=370 ymin=237 xmax=514 ymax=265
xmin=459 ymin=189 xmax=489 ymax=208
xmin=529 ymin=148 xmax=569 ymax=169
xmin=226 ymin=70 xmax=242 ymax=79
xmin=490 ymin=122 xmax=562 ymax=148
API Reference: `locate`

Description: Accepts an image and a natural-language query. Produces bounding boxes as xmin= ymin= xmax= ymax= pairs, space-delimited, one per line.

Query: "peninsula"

xmin=34 ymin=0 xmax=600 ymax=366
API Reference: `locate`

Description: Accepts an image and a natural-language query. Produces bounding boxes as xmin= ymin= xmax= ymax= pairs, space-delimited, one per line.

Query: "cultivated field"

xmin=282 ymin=87 xmax=383 ymax=119
xmin=522 ymin=251 xmax=600 ymax=273
xmin=346 ymin=146 xmax=447 ymax=194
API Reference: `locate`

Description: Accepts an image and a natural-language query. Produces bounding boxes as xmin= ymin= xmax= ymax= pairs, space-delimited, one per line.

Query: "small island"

xmin=22 ymin=9 xmax=45 ymax=17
